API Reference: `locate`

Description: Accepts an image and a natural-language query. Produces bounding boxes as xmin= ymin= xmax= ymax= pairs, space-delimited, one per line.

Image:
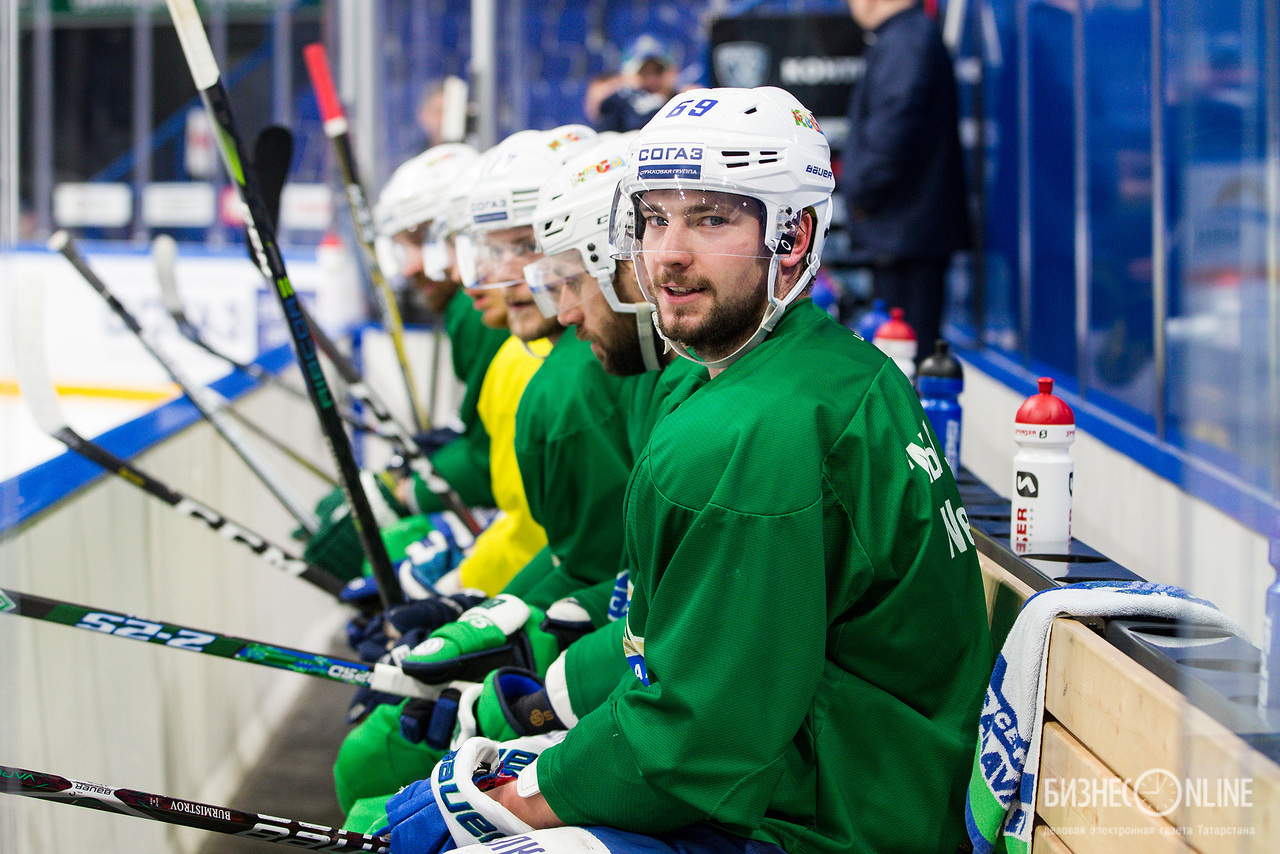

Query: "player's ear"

xmin=779 ymin=209 xmax=815 ymax=270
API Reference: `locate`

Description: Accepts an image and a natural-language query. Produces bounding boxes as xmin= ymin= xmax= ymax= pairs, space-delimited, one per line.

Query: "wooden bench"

xmin=976 ymin=550 xmax=1280 ymax=852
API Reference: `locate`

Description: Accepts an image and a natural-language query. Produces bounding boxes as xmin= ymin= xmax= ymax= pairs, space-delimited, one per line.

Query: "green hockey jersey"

xmin=535 ymin=299 xmax=993 ymax=854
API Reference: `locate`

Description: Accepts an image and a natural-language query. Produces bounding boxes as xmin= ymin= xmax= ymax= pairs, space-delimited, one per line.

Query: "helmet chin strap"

xmin=634 ymin=303 xmax=663 ymax=372
xmin=654 ymin=254 xmax=814 ymax=373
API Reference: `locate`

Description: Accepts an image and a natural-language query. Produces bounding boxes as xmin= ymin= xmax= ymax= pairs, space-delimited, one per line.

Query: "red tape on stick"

xmin=304 ymin=43 xmax=346 ymax=129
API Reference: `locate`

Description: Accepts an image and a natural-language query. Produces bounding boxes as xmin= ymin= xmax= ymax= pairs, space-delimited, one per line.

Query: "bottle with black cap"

xmin=917 ymin=338 xmax=964 ymax=474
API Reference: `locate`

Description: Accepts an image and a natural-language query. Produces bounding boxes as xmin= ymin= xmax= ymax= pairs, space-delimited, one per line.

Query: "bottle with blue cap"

xmin=1260 ymin=515 xmax=1280 ymax=709
xmin=917 ymin=339 xmax=963 ymax=474
xmin=854 ymin=298 xmax=891 ymax=342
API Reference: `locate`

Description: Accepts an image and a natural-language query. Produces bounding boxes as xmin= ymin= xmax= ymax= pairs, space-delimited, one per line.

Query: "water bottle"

xmin=1011 ymin=377 xmax=1075 ymax=555
xmin=872 ymin=307 xmax=918 ymax=383
xmin=917 ymin=339 xmax=964 ymax=474
xmin=854 ymin=298 xmax=891 ymax=341
xmin=1260 ymin=516 xmax=1280 ymax=709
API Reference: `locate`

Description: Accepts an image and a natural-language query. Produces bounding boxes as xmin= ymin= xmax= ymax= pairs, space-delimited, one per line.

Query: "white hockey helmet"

xmin=524 ymin=132 xmax=664 ymax=371
xmin=457 ymin=124 xmax=599 ymax=289
xmin=373 ymin=143 xmax=479 ymax=278
xmin=464 ymin=125 xmax=598 ymax=234
xmin=375 ymin=143 xmax=480 ymax=238
xmin=609 ymin=86 xmax=835 ymax=369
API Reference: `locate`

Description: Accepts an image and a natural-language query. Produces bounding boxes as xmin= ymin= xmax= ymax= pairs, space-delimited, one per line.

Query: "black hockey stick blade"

xmin=253 ymin=124 xmax=293 ymax=234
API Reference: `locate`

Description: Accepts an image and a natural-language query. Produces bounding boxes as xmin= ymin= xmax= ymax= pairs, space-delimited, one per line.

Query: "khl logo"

xmin=1015 ymin=471 xmax=1039 ymax=498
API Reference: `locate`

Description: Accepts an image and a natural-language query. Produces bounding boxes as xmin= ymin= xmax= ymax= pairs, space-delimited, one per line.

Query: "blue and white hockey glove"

xmin=398 ymin=512 xmax=476 ymax=599
xmin=379 ymin=735 xmax=557 ymax=852
xmin=379 ymin=777 xmax=451 ymax=854
xmin=400 ymin=666 xmax=567 ymax=748
xmin=399 ymin=595 xmax=591 ymax=685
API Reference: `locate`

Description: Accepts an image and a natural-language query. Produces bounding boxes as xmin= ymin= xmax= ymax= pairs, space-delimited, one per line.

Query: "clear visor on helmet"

xmin=523 ymin=249 xmax=604 ymax=318
xmin=374 ymin=234 xmax=403 ymax=280
xmin=423 ymin=236 xmax=452 ymax=282
xmin=455 ymin=226 xmax=541 ymax=290
xmin=375 ymin=226 xmax=429 ymax=281
xmin=608 ymin=185 xmax=772 ymax=304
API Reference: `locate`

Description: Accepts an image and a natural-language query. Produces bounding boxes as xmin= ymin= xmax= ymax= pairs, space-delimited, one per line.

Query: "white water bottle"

xmin=1011 ymin=377 xmax=1075 ymax=555
xmin=872 ymin=307 xmax=917 ymax=382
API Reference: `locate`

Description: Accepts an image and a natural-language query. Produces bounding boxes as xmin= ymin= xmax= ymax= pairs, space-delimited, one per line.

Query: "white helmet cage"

xmin=608 ymin=86 xmax=835 ymax=368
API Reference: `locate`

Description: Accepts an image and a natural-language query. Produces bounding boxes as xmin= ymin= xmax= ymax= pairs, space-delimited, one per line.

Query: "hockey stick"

xmin=0 ymin=586 xmax=447 ymax=701
xmin=305 ymin=41 xmax=428 ymax=435
xmin=154 ymin=231 xmax=389 ymax=446
xmin=50 ymin=230 xmax=320 ymax=537
xmin=152 ymin=232 xmax=310 ymax=403
xmin=216 ymin=401 xmax=339 ymax=487
xmin=10 ymin=271 xmax=344 ymax=598
xmin=298 ymin=298 xmax=483 ymax=536
xmin=243 ymin=122 xmax=480 ymax=537
xmin=152 ymin=234 xmax=339 ymax=487
xmin=166 ymin=0 xmax=403 ymax=609
xmin=0 ymin=764 xmax=390 ymax=852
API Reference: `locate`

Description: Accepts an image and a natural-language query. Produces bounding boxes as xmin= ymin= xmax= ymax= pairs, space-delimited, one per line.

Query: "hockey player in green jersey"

xmin=377 ymin=87 xmax=992 ymax=854
xmin=335 ymin=134 xmax=695 ymax=823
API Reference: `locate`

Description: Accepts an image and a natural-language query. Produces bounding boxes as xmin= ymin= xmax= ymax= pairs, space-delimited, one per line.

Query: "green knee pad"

xmin=343 ymin=792 xmax=396 ymax=835
xmin=333 ymin=698 xmax=445 ymax=815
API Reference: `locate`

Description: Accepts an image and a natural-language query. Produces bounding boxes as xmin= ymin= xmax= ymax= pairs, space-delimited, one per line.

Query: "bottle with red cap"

xmin=872 ymin=307 xmax=917 ymax=382
xmin=1011 ymin=377 xmax=1075 ymax=555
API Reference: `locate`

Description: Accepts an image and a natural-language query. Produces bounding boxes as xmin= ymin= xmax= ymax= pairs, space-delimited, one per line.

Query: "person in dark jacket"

xmin=841 ymin=0 xmax=970 ymax=357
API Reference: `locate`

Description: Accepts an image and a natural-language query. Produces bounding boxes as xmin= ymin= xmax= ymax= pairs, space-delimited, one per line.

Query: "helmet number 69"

xmin=666 ymin=98 xmax=718 ymax=118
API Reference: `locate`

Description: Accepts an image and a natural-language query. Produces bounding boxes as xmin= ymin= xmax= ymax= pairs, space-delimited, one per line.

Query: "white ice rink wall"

xmin=1 ymin=382 xmax=344 ymax=853
xmin=0 ymin=241 xmax=461 ymax=852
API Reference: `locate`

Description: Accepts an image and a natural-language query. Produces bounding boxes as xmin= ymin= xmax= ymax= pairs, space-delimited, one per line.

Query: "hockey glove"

xmin=400 ymin=666 xmax=566 ymax=749
xmin=379 ymin=777 xmax=451 ymax=854
xmin=303 ymin=471 xmax=410 ymax=582
xmin=380 ymin=734 xmax=564 ymax=850
xmin=397 ymin=512 xmax=476 ymax=599
xmin=347 ymin=593 xmax=488 ymax=664
xmin=344 ymin=593 xmax=487 ymax=724
xmin=399 ymin=594 xmax=591 ymax=685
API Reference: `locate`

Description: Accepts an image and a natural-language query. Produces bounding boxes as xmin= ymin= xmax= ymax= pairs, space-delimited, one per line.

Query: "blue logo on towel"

xmin=977 ymin=655 xmax=1028 ymax=802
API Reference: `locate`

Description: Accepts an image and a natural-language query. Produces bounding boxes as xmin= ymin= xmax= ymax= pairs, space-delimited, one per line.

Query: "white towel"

xmin=965 ymin=581 xmax=1245 ymax=854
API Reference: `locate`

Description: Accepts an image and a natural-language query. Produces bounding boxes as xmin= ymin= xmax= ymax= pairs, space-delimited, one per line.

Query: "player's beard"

xmin=590 ymin=309 xmax=650 ymax=376
xmin=653 ymin=271 xmax=768 ymax=362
